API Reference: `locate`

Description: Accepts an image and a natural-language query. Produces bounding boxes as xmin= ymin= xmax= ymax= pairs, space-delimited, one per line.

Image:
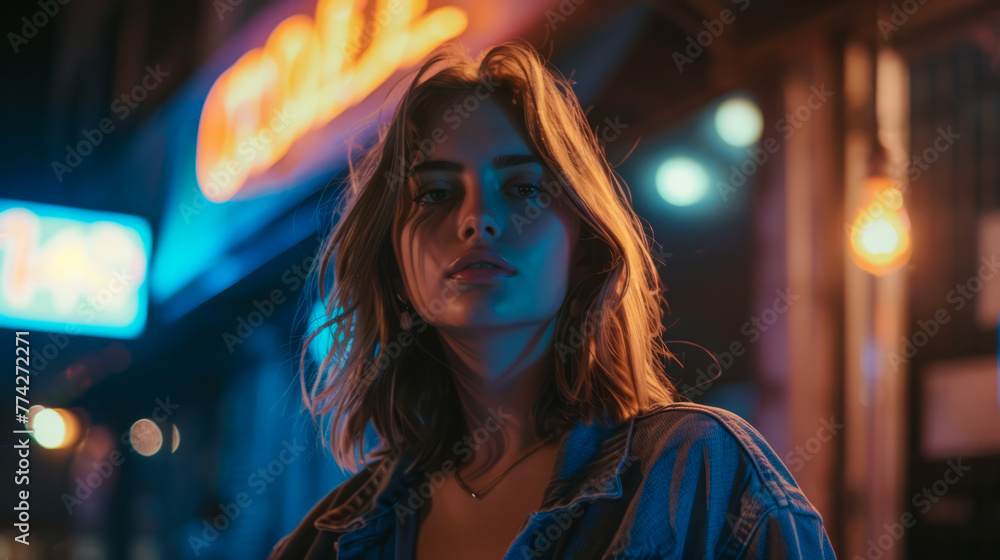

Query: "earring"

xmin=396 ymin=293 xmax=414 ymax=330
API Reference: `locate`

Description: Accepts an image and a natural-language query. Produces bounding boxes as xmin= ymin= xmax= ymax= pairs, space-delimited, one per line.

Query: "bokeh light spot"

xmin=129 ymin=419 xmax=163 ymax=456
xmin=714 ymin=96 xmax=763 ymax=147
xmin=656 ymin=157 xmax=710 ymax=207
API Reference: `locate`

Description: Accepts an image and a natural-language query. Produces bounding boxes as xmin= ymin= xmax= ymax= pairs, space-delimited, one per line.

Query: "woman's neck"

xmin=435 ymin=317 xmax=559 ymax=474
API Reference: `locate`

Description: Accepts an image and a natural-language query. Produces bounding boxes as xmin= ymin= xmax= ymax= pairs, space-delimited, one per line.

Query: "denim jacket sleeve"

xmin=642 ymin=404 xmax=837 ymax=560
xmin=738 ymin=507 xmax=838 ymax=560
xmin=610 ymin=403 xmax=836 ymax=559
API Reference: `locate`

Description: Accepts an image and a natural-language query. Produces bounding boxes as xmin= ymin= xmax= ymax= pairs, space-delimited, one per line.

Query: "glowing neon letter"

xmin=196 ymin=0 xmax=467 ymax=202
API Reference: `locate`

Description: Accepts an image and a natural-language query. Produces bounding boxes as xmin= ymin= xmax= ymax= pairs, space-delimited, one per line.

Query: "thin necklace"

xmin=454 ymin=434 xmax=556 ymax=500
xmin=402 ymin=337 xmax=558 ymax=499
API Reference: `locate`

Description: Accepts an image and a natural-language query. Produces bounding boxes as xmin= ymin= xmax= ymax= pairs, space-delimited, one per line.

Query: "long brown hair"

xmin=298 ymin=38 xmax=680 ymax=482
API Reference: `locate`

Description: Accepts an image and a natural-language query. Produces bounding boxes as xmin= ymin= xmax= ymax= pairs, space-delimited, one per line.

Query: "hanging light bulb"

xmin=847 ymin=174 xmax=912 ymax=276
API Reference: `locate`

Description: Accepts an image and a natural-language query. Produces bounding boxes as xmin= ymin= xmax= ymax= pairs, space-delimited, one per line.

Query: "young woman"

xmin=269 ymin=39 xmax=837 ymax=559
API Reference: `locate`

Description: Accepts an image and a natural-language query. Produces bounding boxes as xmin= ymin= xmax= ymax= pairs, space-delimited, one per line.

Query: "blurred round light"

xmin=26 ymin=405 xmax=45 ymax=427
xmin=714 ymin=97 xmax=763 ymax=147
xmin=848 ymin=175 xmax=912 ymax=276
xmin=861 ymin=220 xmax=898 ymax=254
xmin=171 ymin=424 xmax=181 ymax=453
xmin=33 ymin=409 xmax=66 ymax=448
xmin=656 ymin=157 xmax=710 ymax=207
xmin=33 ymin=408 xmax=81 ymax=449
xmin=129 ymin=419 xmax=163 ymax=456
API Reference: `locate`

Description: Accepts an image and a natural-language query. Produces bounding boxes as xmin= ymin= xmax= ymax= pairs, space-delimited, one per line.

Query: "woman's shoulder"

xmin=621 ymin=402 xmax=836 ymax=557
xmin=628 ymin=401 xmax=820 ymax=515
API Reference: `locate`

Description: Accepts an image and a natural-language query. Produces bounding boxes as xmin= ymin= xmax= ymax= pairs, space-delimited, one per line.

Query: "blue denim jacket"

xmin=268 ymin=403 xmax=837 ymax=559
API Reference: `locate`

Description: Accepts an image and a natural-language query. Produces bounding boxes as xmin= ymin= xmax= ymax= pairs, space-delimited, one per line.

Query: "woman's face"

xmin=393 ymin=97 xmax=582 ymax=331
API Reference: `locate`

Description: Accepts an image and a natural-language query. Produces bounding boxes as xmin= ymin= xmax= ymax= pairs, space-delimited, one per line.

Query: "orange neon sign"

xmin=196 ymin=0 xmax=467 ymax=202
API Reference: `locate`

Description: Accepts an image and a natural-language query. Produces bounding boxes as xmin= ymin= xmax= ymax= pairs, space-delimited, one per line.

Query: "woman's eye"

xmin=413 ymin=188 xmax=450 ymax=205
xmin=508 ymin=182 xmax=541 ymax=198
xmin=412 ymin=182 xmax=540 ymax=206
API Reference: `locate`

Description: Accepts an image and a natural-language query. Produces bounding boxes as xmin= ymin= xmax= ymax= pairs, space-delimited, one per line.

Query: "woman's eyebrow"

xmin=411 ymin=154 xmax=541 ymax=174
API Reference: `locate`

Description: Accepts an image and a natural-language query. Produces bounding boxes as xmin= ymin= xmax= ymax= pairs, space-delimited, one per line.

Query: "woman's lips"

xmin=448 ymin=265 xmax=515 ymax=283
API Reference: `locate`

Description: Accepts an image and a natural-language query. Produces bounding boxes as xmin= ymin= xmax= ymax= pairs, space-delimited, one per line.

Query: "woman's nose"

xmin=457 ymin=179 xmax=502 ymax=241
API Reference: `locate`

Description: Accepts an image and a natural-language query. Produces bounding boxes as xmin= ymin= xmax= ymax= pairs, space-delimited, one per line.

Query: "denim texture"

xmin=268 ymin=403 xmax=837 ymax=559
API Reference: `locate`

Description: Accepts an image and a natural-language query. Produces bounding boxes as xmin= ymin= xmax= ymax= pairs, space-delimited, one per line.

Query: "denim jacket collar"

xmin=311 ymin=409 xmax=637 ymax=540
